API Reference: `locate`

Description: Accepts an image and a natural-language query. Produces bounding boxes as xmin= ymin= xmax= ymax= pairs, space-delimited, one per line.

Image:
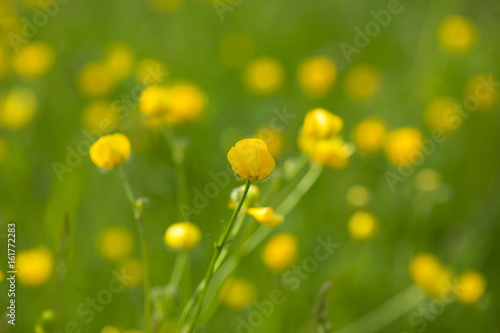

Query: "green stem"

xmin=182 ymin=179 xmax=252 ymax=333
xmin=118 ymin=167 xmax=152 ymax=333
xmin=169 ymin=252 xmax=187 ymax=288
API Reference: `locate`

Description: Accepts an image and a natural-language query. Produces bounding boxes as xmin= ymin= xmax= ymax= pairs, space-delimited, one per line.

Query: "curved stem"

xmin=118 ymin=167 xmax=152 ymax=333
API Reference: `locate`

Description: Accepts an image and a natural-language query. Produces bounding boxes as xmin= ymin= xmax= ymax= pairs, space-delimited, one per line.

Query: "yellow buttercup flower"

xmin=90 ymin=133 xmax=131 ymax=169
xmin=438 ymin=15 xmax=477 ymax=54
xmin=262 ymin=233 xmax=298 ymax=273
xmin=456 ymin=270 xmax=486 ymax=304
xmin=348 ymin=211 xmax=378 ymax=240
xmin=0 ymin=87 xmax=37 ymax=130
xmin=81 ymin=100 xmax=120 ymax=132
xmin=167 ymin=83 xmax=206 ymax=123
xmin=409 ymin=253 xmax=454 ymax=298
xmin=244 ymin=57 xmax=284 ymax=95
xmin=78 ymin=62 xmax=115 ymax=97
xmin=104 ymin=42 xmax=136 ymax=81
xmin=414 ymin=168 xmax=441 ymax=192
xmin=220 ymin=278 xmax=257 ymax=310
xmin=254 ymin=126 xmax=284 ymax=157
xmin=464 ymin=74 xmax=498 ymax=111
xmin=344 ymin=64 xmax=380 ymax=101
xmin=164 ymin=222 xmax=202 ymax=251
xmin=13 ymin=41 xmax=55 ymax=77
xmin=302 ymin=108 xmax=343 ymax=140
xmin=139 ymin=86 xmax=170 ymax=118
xmin=119 ymin=258 xmax=143 ymax=287
xmin=353 ymin=118 xmax=386 ymax=153
xmin=247 ymin=207 xmax=283 ymax=228
xmin=97 ymin=226 xmax=135 ymax=261
xmin=219 ymin=33 xmax=256 ymax=68
xmin=424 ymin=97 xmax=460 ymax=132
xmin=383 ymin=127 xmax=423 ymax=167
xmin=298 ymin=56 xmax=336 ymax=97
xmin=304 ymin=137 xmax=350 ymax=169
xmin=17 ymin=247 xmax=54 ymax=286
xmin=227 ymin=138 xmax=275 ymax=182
xmin=346 ymin=185 xmax=370 ymax=207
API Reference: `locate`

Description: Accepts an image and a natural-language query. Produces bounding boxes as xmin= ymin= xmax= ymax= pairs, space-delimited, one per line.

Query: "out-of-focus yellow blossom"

xmin=220 ymin=278 xmax=257 ymax=310
xmin=149 ymin=0 xmax=182 ymax=12
xmin=167 ymin=83 xmax=206 ymax=123
xmin=104 ymin=42 xmax=136 ymax=81
xmin=438 ymin=15 xmax=477 ymax=54
xmin=456 ymin=270 xmax=486 ymax=304
xmin=101 ymin=326 xmax=121 ymax=333
xmin=346 ymin=185 xmax=370 ymax=207
xmin=383 ymin=127 xmax=423 ymax=167
xmin=301 ymin=108 xmax=343 ymax=140
xmin=300 ymin=137 xmax=350 ymax=169
xmin=219 ymin=33 xmax=256 ymax=68
xmin=13 ymin=42 xmax=55 ymax=77
xmin=81 ymin=100 xmax=120 ymax=132
xmin=464 ymin=74 xmax=498 ymax=111
xmin=230 ymin=184 xmax=260 ymax=209
xmin=244 ymin=57 xmax=284 ymax=95
xmin=90 ymin=133 xmax=131 ymax=169
xmin=254 ymin=126 xmax=284 ymax=157
xmin=227 ymin=138 xmax=275 ymax=181
xmin=119 ymin=259 xmax=143 ymax=287
xmin=424 ymin=97 xmax=459 ymax=132
xmin=344 ymin=64 xmax=380 ymax=101
xmin=136 ymin=58 xmax=167 ymax=84
xmin=247 ymin=207 xmax=283 ymax=228
xmin=409 ymin=253 xmax=454 ymax=298
xmin=139 ymin=86 xmax=170 ymax=118
xmin=0 ymin=87 xmax=37 ymax=130
xmin=164 ymin=222 xmax=202 ymax=251
xmin=17 ymin=247 xmax=54 ymax=286
xmin=0 ymin=137 xmax=6 ymax=162
xmin=348 ymin=211 xmax=378 ymax=240
xmin=262 ymin=233 xmax=298 ymax=273
xmin=415 ymin=168 xmax=441 ymax=192
xmin=298 ymin=56 xmax=336 ymax=97
xmin=97 ymin=227 xmax=135 ymax=261
xmin=353 ymin=118 xmax=386 ymax=153
xmin=78 ymin=62 xmax=115 ymax=97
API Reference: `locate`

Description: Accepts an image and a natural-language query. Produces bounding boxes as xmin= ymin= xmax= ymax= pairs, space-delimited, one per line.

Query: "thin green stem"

xmin=118 ymin=167 xmax=152 ymax=333
xmin=182 ymin=179 xmax=252 ymax=333
xmin=169 ymin=252 xmax=187 ymax=288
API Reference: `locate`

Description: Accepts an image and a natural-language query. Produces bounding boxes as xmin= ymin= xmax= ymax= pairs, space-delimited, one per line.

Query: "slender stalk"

xmin=182 ymin=179 xmax=252 ymax=333
xmin=169 ymin=252 xmax=187 ymax=288
xmin=118 ymin=167 xmax=152 ymax=333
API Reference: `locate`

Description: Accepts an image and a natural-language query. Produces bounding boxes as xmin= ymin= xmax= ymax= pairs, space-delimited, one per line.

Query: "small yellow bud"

xmin=383 ymin=127 xmax=423 ymax=167
xmin=244 ymin=57 xmax=284 ymax=95
xmin=409 ymin=253 xmax=454 ymax=298
xmin=247 ymin=207 xmax=283 ymax=228
xmin=0 ymin=87 xmax=37 ymax=130
xmin=227 ymin=138 xmax=275 ymax=182
xmin=261 ymin=233 xmax=298 ymax=273
xmin=347 ymin=211 xmax=378 ymax=240
xmin=90 ymin=133 xmax=131 ymax=169
xmin=17 ymin=247 xmax=54 ymax=286
xmin=167 ymin=83 xmax=205 ymax=123
xmin=13 ymin=42 xmax=55 ymax=77
xmin=298 ymin=56 xmax=336 ymax=97
xmin=164 ymin=222 xmax=202 ymax=251
xmin=96 ymin=226 xmax=135 ymax=261
xmin=353 ymin=118 xmax=386 ymax=153
xmin=302 ymin=108 xmax=343 ymax=140
xmin=438 ymin=15 xmax=477 ymax=54
xmin=456 ymin=270 xmax=486 ymax=304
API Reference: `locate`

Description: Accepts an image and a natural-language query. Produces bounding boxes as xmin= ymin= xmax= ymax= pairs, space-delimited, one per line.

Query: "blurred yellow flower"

xmin=464 ymin=74 xmax=498 ymax=111
xmin=353 ymin=118 xmax=386 ymax=153
xmin=227 ymin=138 xmax=276 ymax=181
xmin=220 ymin=278 xmax=257 ymax=310
xmin=119 ymin=258 xmax=143 ymax=287
xmin=81 ymin=100 xmax=120 ymax=132
xmin=346 ymin=185 xmax=370 ymax=207
xmin=164 ymin=222 xmax=202 ymax=251
xmin=139 ymin=86 xmax=170 ymax=118
xmin=456 ymin=270 xmax=486 ymax=304
xmin=167 ymin=83 xmax=206 ymax=123
xmin=97 ymin=226 xmax=135 ymax=261
xmin=262 ymin=233 xmax=298 ymax=273
xmin=424 ymin=97 xmax=459 ymax=132
xmin=298 ymin=56 xmax=336 ymax=97
xmin=17 ymin=247 xmax=54 ymax=286
xmin=254 ymin=126 xmax=284 ymax=157
xmin=348 ymin=211 xmax=378 ymax=240
xmin=344 ymin=64 xmax=380 ymax=101
xmin=438 ymin=15 xmax=477 ymax=54
xmin=78 ymin=62 xmax=115 ymax=97
xmin=383 ymin=127 xmax=422 ymax=167
xmin=13 ymin=41 xmax=55 ymax=77
xmin=136 ymin=58 xmax=167 ymax=84
xmin=219 ymin=33 xmax=256 ymax=68
xmin=247 ymin=207 xmax=284 ymax=228
xmin=104 ymin=42 xmax=136 ymax=81
xmin=302 ymin=108 xmax=343 ymax=140
xmin=0 ymin=87 xmax=37 ymax=130
xmin=409 ymin=253 xmax=454 ymax=298
xmin=244 ymin=57 xmax=284 ymax=95
xmin=90 ymin=133 xmax=131 ymax=169
xmin=301 ymin=137 xmax=350 ymax=169
xmin=414 ymin=168 xmax=441 ymax=192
